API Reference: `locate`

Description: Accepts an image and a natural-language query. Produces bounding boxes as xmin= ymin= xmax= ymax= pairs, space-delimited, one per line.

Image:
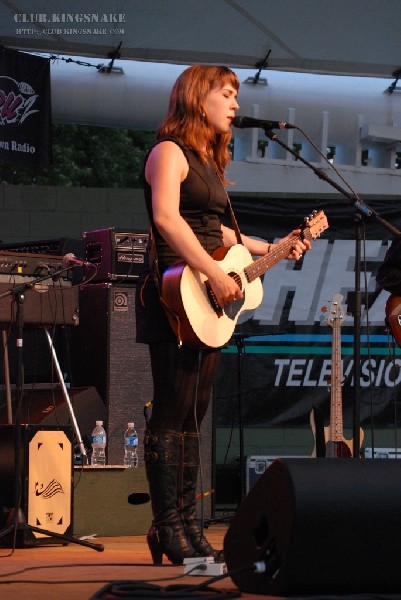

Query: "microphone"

xmin=62 ymin=252 xmax=93 ymax=269
xmin=232 ymin=115 xmax=294 ymax=130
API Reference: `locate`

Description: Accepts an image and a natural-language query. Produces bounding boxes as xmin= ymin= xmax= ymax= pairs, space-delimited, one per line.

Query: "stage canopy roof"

xmin=0 ymin=0 xmax=400 ymax=81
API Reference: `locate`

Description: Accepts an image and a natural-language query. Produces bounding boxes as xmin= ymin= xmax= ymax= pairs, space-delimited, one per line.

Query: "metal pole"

xmin=43 ymin=328 xmax=87 ymax=461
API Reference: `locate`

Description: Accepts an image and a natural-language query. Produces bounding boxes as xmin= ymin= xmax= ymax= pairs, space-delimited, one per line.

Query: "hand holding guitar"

xmin=277 ymin=228 xmax=312 ymax=261
xmin=204 ymin=260 xmax=244 ymax=308
xmin=212 ymin=224 xmax=312 ymax=308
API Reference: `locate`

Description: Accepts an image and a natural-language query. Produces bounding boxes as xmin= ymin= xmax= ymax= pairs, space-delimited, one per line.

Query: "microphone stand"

xmin=0 ymin=266 xmax=104 ymax=551
xmin=262 ymin=127 xmax=401 ymax=457
xmin=206 ymin=332 xmax=254 ymax=526
xmin=233 ymin=332 xmax=249 ymax=503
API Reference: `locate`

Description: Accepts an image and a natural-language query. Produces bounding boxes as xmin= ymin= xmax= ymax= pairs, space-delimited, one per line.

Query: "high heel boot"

xmin=180 ymin=432 xmax=223 ymax=560
xmin=144 ymin=429 xmax=199 ymax=565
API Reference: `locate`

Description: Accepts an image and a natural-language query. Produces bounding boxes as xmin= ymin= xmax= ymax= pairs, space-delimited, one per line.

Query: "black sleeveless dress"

xmin=135 ymin=138 xmax=229 ymax=344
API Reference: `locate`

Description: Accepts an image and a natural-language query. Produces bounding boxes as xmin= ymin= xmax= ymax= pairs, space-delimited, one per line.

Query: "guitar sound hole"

xmin=229 ymin=271 xmax=242 ymax=289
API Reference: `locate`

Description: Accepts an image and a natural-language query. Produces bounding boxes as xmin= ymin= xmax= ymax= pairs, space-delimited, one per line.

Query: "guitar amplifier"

xmin=83 ymin=228 xmax=148 ymax=283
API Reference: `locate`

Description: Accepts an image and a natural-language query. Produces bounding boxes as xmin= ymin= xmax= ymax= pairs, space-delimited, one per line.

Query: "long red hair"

xmin=157 ymin=65 xmax=239 ymax=183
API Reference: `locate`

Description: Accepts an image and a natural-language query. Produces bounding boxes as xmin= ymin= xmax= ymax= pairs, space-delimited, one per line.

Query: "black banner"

xmin=215 ymin=197 xmax=401 ymax=430
xmin=0 ymin=48 xmax=51 ymax=168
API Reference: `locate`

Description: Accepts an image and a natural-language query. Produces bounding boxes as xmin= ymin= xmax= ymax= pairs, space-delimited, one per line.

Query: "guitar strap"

xmin=225 ymin=192 xmax=243 ymax=245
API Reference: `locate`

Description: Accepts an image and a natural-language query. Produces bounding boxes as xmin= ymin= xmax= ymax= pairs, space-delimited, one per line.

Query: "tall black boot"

xmin=180 ymin=432 xmax=223 ymax=560
xmin=144 ymin=429 xmax=199 ymax=565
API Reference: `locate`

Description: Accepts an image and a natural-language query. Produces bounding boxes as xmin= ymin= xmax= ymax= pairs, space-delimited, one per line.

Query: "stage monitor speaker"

xmin=224 ymin=458 xmax=401 ymax=596
xmin=0 ymin=424 xmax=73 ymax=547
xmin=0 ymin=386 xmax=107 ymax=451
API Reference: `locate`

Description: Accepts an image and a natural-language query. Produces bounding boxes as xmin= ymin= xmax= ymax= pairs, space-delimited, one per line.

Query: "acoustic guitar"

xmin=162 ymin=210 xmax=329 ymax=349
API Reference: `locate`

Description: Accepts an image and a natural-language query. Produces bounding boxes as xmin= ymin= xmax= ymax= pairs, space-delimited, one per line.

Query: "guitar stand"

xmin=0 ymin=272 xmax=104 ymax=552
xmin=234 ymin=333 xmax=247 ymax=503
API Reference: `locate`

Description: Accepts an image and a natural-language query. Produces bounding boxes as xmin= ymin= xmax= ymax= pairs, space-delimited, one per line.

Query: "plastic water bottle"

xmin=124 ymin=422 xmax=138 ymax=467
xmin=91 ymin=420 xmax=106 ymax=466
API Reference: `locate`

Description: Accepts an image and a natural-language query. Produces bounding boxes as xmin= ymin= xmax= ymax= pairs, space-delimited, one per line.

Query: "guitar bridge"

xmin=205 ymin=281 xmax=223 ymax=317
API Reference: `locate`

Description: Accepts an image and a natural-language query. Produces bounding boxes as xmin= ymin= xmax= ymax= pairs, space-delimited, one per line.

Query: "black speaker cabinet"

xmin=0 ymin=424 xmax=73 ymax=547
xmin=70 ymin=283 xmax=214 ymax=517
xmin=70 ymin=283 xmax=153 ymax=466
xmin=224 ymin=458 xmax=401 ymax=596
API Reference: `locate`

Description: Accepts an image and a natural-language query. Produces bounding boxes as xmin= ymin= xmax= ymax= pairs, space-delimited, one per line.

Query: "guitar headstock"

xmin=302 ymin=210 xmax=329 ymax=240
xmin=324 ymin=293 xmax=345 ymax=328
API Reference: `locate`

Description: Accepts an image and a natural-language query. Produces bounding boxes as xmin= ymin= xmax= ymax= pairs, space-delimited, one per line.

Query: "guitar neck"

xmin=329 ymin=321 xmax=344 ymax=441
xmin=245 ymin=228 xmax=313 ymax=283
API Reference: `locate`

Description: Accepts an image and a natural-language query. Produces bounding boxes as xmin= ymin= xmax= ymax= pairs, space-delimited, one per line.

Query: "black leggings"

xmin=148 ymin=342 xmax=220 ymax=433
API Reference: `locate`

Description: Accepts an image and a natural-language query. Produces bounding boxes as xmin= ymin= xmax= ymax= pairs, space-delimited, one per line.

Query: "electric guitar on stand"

xmin=162 ymin=210 xmax=329 ymax=349
xmin=310 ymin=293 xmax=364 ymax=457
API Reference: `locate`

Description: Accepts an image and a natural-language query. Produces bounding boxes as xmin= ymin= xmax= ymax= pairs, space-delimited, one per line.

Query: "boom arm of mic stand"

xmin=263 ymin=129 xmax=401 ymax=237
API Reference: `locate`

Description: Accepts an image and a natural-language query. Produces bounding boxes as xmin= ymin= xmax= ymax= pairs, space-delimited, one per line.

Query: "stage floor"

xmin=0 ymin=525 xmax=262 ymax=600
xmin=0 ymin=525 xmax=400 ymax=600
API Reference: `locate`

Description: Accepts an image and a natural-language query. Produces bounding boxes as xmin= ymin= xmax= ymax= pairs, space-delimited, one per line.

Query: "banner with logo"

xmin=215 ymin=197 xmax=401 ymax=431
xmin=0 ymin=48 xmax=51 ymax=167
